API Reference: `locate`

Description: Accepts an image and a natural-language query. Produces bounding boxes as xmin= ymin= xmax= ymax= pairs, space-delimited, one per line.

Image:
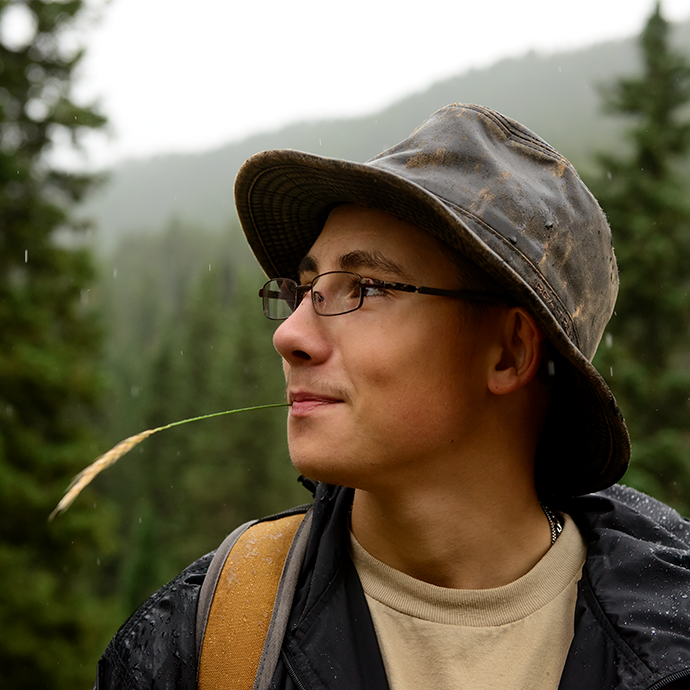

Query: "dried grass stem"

xmin=49 ymin=403 xmax=289 ymax=521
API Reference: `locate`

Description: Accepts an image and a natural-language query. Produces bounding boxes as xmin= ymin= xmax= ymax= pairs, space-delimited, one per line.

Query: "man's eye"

xmin=361 ymin=282 xmax=387 ymax=298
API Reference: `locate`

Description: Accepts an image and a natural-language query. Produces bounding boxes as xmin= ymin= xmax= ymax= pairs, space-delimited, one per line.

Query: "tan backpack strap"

xmin=197 ymin=510 xmax=310 ymax=690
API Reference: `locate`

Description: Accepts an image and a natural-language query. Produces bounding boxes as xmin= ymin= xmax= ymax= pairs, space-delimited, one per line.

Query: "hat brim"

xmin=235 ymin=149 xmax=630 ymax=499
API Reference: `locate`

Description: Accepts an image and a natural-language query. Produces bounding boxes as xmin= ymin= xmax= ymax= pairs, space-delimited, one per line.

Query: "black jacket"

xmin=95 ymin=484 xmax=690 ymax=690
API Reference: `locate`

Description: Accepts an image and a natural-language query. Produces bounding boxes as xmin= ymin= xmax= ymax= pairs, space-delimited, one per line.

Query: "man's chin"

xmin=290 ymin=452 xmax=356 ymax=488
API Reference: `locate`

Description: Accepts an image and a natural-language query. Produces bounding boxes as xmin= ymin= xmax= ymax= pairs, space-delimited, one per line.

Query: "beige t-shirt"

xmin=350 ymin=514 xmax=586 ymax=690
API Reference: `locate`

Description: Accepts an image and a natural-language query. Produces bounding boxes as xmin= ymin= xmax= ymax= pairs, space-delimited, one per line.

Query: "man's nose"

xmin=273 ymin=294 xmax=331 ymax=366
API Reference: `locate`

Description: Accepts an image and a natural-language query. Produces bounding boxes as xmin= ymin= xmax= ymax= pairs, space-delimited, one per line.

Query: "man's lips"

xmin=288 ymin=391 xmax=344 ymax=416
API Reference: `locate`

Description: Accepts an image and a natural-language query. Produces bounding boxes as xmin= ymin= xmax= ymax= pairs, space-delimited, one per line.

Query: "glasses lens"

xmin=262 ymin=278 xmax=297 ymax=319
xmin=312 ymin=272 xmax=362 ymax=316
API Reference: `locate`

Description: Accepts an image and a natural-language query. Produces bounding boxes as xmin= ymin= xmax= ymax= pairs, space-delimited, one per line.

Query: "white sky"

xmin=10 ymin=0 xmax=690 ymax=168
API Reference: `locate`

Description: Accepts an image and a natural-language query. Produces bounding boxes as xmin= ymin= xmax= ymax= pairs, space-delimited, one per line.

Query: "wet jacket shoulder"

xmin=92 ymin=484 xmax=369 ymax=690
xmin=560 ymin=484 xmax=690 ymax=690
xmin=94 ymin=552 xmax=211 ymax=689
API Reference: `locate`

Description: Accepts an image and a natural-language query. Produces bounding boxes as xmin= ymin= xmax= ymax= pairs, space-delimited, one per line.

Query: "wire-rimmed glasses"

xmin=259 ymin=271 xmax=506 ymax=320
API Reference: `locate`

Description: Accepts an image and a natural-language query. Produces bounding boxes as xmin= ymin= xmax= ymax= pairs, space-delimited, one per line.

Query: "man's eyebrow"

xmin=297 ymin=250 xmax=411 ymax=281
xmin=337 ymin=250 xmax=412 ymax=281
xmin=297 ymin=255 xmax=318 ymax=276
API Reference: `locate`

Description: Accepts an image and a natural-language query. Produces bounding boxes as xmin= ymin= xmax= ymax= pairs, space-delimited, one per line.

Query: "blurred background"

xmin=2 ymin=0 xmax=690 ymax=686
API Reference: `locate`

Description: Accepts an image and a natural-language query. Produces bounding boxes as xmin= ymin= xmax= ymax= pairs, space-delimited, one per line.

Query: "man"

xmin=95 ymin=104 xmax=690 ymax=689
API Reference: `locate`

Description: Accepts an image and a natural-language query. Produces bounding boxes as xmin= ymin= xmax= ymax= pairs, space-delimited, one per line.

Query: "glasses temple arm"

xmin=378 ymin=280 xmax=508 ymax=304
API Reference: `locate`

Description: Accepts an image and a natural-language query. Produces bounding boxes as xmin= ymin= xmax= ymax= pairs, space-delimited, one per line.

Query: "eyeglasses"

xmin=259 ymin=271 xmax=506 ymax=320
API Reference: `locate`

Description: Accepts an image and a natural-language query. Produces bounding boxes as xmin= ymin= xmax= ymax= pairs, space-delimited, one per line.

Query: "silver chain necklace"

xmin=541 ymin=503 xmax=563 ymax=545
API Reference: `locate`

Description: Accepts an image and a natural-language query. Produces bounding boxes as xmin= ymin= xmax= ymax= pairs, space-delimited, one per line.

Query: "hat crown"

xmin=367 ymin=104 xmax=618 ymax=361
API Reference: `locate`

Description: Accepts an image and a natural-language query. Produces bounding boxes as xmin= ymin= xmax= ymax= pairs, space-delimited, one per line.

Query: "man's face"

xmin=273 ymin=205 xmax=502 ymax=491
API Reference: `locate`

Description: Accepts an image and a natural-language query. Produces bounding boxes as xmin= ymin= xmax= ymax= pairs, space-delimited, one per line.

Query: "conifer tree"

xmin=0 ymin=1 xmax=115 ymax=686
xmin=591 ymin=2 xmax=690 ymax=512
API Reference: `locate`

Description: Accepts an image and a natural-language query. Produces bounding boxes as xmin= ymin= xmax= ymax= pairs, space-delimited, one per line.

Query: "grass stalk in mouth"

xmin=49 ymin=403 xmax=290 ymax=521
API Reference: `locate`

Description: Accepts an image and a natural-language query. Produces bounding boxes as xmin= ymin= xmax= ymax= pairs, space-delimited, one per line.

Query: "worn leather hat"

xmin=235 ymin=103 xmax=630 ymax=499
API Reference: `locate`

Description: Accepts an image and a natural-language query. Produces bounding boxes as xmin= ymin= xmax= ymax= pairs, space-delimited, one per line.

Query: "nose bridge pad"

xmin=312 ymin=290 xmax=325 ymax=312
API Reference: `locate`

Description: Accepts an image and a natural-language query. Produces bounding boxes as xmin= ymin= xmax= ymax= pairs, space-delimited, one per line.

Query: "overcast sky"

xmin=8 ymin=0 xmax=690 ymax=167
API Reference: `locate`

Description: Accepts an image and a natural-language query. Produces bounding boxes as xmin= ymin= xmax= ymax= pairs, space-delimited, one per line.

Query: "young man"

xmin=95 ymin=104 xmax=690 ymax=689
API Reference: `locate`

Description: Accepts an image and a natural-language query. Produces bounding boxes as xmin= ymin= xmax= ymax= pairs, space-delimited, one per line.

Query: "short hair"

xmin=438 ymin=240 xmax=507 ymax=318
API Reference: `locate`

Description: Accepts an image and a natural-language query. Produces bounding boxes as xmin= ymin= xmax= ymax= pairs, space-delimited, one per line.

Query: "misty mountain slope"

xmin=82 ymin=18 xmax=690 ymax=249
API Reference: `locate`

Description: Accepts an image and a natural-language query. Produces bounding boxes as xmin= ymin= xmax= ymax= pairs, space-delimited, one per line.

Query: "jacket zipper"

xmin=648 ymin=669 xmax=690 ymax=689
xmin=281 ymin=649 xmax=309 ymax=690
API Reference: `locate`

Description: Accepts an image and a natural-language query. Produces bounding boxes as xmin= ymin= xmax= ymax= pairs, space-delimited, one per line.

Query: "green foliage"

xmin=591 ymin=3 xmax=690 ymax=514
xmin=95 ymin=222 xmax=304 ymax=613
xmin=0 ymin=1 xmax=118 ymax=687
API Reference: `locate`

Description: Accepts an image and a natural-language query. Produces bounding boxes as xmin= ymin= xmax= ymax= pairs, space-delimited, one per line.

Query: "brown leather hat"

xmin=234 ymin=103 xmax=630 ymax=499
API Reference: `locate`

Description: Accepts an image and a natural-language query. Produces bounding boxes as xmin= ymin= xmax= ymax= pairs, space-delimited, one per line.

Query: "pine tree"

xmin=591 ymin=2 xmax=690 ymax=513
xmin=0 ymin=2 xmax=116 ymax=686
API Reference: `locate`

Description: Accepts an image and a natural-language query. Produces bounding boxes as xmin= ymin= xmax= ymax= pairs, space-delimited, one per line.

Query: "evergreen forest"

xmin=2 ymin=2 xmax=690 ymax=687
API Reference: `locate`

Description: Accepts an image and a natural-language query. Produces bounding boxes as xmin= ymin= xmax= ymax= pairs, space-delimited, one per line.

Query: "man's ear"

xmin=488 ymin=307 xmax=545 ymax=396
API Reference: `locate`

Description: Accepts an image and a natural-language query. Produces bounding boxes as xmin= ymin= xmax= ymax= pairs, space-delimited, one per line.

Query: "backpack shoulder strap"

xmin=197 ymin=507 xmax=312 ymax=690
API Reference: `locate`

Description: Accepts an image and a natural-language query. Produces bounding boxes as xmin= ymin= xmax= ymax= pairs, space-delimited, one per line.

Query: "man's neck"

xmin=350 ymin=479 xmax=553 ymax=590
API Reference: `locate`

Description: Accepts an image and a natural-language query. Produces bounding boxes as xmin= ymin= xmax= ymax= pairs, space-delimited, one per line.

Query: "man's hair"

xmin=439 ymin=240 xmax=507 ymax=318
